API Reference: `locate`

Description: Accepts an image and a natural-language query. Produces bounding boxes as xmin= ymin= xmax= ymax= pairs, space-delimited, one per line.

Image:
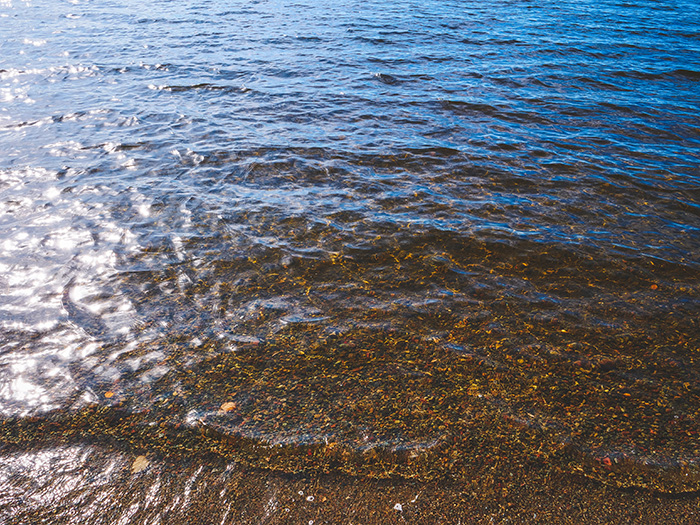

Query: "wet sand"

xmin=1 ymin=442 xmax=698 ymax=524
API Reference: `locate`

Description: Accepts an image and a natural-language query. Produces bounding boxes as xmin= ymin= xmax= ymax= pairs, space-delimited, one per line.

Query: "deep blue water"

xmin=1 ymin=0 xmax=700 ymax=518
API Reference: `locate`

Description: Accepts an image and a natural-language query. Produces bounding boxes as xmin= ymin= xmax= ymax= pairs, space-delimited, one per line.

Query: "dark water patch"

xmin=610 ymin=68 xmax=700 ymax=81
xmin=160 ymin=83 xmax=239 ymax=93
xmin=373 ymin=73 xmax=401 ymax=85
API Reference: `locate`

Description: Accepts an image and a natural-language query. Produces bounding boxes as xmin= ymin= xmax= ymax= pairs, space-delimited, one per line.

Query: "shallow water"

xmin=1 ymin=0 xmax=699 ymax=500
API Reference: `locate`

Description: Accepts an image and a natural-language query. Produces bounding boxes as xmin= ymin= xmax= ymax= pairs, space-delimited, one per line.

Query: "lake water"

xmin=1 ymin=0 xmax=700 ymax=518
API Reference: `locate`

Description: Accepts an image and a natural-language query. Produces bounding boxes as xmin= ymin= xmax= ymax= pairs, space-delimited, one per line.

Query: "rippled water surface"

xmin=1 ymin=0 xmax=700 ymax=507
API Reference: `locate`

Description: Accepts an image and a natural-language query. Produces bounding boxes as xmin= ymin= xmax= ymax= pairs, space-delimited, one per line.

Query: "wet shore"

xmin=1 ymin=441 xmax=698 ymax=524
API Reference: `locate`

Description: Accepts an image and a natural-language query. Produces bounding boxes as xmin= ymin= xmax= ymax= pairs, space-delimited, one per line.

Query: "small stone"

xmin=394 ymin=503 xmax=403 ymax=512
xmin=131 ymin=455 xmax=150 ymax=474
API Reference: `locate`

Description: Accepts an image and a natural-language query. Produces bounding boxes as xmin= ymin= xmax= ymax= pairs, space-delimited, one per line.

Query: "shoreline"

xmin=1 ymin=441 xmax=698 ymax=524
xmin=2 ymin=402 xmax=699 ymax=495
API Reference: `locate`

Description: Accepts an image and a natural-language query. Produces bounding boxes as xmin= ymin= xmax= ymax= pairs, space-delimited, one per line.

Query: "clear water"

xmin=1 ymin=0 xmax=699 ymax=505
